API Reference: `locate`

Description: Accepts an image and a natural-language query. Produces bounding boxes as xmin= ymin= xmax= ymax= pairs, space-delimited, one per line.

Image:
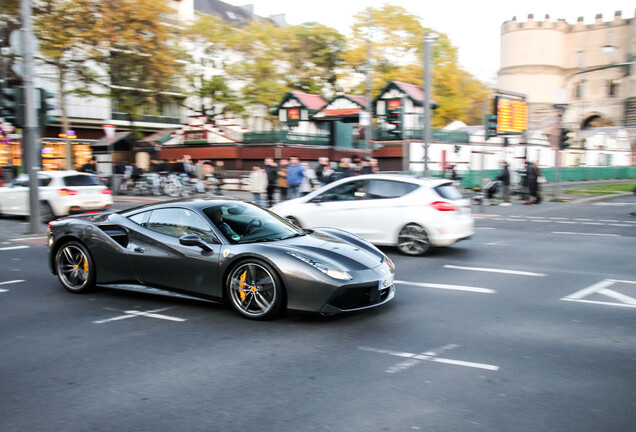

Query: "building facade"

xmin=497 ymin=10 xmax=636 ymax=131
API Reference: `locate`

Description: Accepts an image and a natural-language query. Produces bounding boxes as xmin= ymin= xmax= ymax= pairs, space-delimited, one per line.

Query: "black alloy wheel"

xmin=226 ymin=260 xmax=284 ymax=320
xmin=55 ymin=241 xmax=96 ymax=293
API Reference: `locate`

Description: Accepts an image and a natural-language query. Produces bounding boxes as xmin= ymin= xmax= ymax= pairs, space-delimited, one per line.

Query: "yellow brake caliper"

xmin=239 ymin=270 xmax=248 ymax=302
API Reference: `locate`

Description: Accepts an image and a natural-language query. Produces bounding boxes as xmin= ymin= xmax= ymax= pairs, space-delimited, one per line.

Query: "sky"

xmin=223 ymin=0 xmax=635 ymax=83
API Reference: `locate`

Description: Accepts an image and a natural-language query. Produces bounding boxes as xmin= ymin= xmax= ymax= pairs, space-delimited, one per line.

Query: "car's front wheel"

xmin=55 ymin=241 xmax=96 ymax=293
xmin=397 ymin=223 xmax=431 ymax=256
xmin=226 ymin=260 xmax=285 ymax=320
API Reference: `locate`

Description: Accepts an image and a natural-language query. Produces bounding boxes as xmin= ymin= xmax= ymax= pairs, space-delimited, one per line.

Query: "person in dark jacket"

xmin=264 ymin=158 xmax=278 ymax=207
xmin=523 ymin=159 xmax=539 ymax=205
xmin=496 ymin=161 xmax=511 ymax=205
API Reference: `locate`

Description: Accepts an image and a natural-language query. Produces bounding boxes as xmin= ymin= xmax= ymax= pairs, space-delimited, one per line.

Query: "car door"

xmin=353 ymin=179 xmax=419 ymax=243
xmin=0 ymin=175 xmax=29 ymax=215
xmin=302 ymin=179 xmax=369 ymax=236
xmin=126 ymin=207 xmax=224 ymax=298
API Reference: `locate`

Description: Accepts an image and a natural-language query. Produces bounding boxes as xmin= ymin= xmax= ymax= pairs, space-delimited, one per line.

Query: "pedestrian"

xmin=496 ymin=161 xmax=511 ymax=206
xmin=523 ymin=159 xmax=539 ymax=205
xmin=277 ymin=158 xmax=289 ymax=201
xmin=359 ymin=157 xmax=373 ymax=175
xmin=80 ymin=157 xmax=97 ymax=174
xmin=264 ymin=158 xmax=278 ymax=206
xmin=300 ymin=162 xmax=318 ymax=196
xmin=214 ymin=161 xmax=226 ymax=194
xmin=248 ymin=164 xmax=268 ymax=205
xmin=315 ymin=157 xmax=330 ymax=186
xmin=337 ymin=157 xmax=355 ymax=179
xmin=286 ymin=156 xmax=305 ymax=199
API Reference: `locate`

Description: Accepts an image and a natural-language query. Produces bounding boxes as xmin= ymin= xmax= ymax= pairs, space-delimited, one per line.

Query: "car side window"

xmin=128 ymin=211 xmax=150 ymax=226
xmin=313 ymin=180 xmax=368 ymax=202
xmin=146 ymin=208 xmax=218 ymax=243
xmin=366 ymin=180 xmax=418 ymax=199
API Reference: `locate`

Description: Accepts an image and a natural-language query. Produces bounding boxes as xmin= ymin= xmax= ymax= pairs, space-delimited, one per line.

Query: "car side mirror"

xmin=179 ymin=234 xmax=213 ymax=252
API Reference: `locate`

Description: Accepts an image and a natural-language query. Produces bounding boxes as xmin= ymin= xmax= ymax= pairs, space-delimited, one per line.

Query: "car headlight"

xmin=382 ymin=255 xmax=395 ymax=273
xmin=287 ymin=252 xmax=352 ymax=280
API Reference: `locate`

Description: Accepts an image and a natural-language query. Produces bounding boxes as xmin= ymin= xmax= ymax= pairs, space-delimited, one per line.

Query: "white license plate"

xmin=378 ymin=273 xmax=394 ymax=290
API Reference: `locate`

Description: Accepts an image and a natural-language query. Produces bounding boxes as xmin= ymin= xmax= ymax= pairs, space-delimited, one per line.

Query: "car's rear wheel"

xmin=226 ymin=260 xmax=284 ymax=320
xmin=40 ymin=201 xmax=54 ymax=223
xmin=397 ymin=223 xmax=431 ymax=256
xmin=55 ymin=241 xmax=96 ymax=293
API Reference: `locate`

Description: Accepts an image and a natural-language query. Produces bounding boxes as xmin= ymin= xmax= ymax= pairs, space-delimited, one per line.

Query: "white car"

xmin=0 ymin=170 xmax=113 ymax=221
xmin=271 ymin=174 xmax=474 ymax=255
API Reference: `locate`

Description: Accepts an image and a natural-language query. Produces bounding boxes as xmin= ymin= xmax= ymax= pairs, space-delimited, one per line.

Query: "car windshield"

xmin=202 ymin=202 xmax=304 ymax=244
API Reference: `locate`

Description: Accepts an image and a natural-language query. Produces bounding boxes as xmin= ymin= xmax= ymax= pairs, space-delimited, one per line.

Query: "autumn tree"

xmin=180 ymin=14 xmax=243 ymax=123
xmin=345 ymin=5 xmax=490 ymax=127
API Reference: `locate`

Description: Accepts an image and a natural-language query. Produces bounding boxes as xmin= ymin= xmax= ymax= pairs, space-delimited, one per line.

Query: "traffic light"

xmin=559 ymin=128 xmax=572 ymax=149
xmin=0 ymin=87 xmax=23 ymax=127
xmin=387 ymin=107 xmax=402 ymax=137
xmin=38 ymin=88 xmax=57 ymax=128
xmin=485 ymin=113 xmax=498 ymax=140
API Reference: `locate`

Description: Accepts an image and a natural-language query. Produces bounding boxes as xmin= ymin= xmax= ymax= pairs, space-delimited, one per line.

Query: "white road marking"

xmin=444 ymin=265 xmax=546 ymax=277
xmin=0 ymin=245 xmax=29 ymax=251
xmin=530 ymin=219 xmax=550 ymax=223
xmin=555 ymin=221 xmax=578 ymax=224
xmin=360 ymin=345 xmax=499 ymax=373
xmin=527 ymin=216 xmax=545 ymax=219
xmin=582 ymin=222 xmax=603 ymax=225
xmin=551 ymin=232 xmax=620 ymax=237
xmin=9 ymin=236 xmax=47 ymax=241
xmin=0 ymin=279 xmax=25 ymax=292
xmin=599 ymin=219 xmax=619 ymax=222
xmin=574 ymin=218 xmax=593 ymax=221
xmin=562 ymin=279 xmax=636 ymax=309
xmin=0 ymin=279 xmax=25 ymax=286
xmin=548 ymin=217 xmax=568 ymax=220
xmin=592 ymin=202 xmax=632 ymax=206
xmin=396 ymin=280 xmax=496 ymax=294
xmin=609 ymin=224 xmax=630 ymax=227
xmin=94 ymin=307 xmax=187 ymax=324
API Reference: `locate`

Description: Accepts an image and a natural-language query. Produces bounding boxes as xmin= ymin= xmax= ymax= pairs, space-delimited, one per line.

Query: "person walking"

xmin=286 ymin=156 xmax=305 ymax=199
xmin=248 ymin=164 xmax=268 ymax=206
xmin=523 ymin=159 xmax=539 ymax=205
xmin=300 ymin=162 xmax=318 ymax=196
xmin=264 ymin=158 xmax=278 ymax=206
xmin=496 ymin=161 xmax=511 ymax=206
xmin=214 ymin=161 xmax=226 ymax=194
xmin=277 ymin=158 xmax=289 ymax=201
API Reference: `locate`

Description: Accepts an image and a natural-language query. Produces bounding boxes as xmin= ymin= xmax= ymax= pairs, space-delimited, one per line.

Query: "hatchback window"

xmin=313 ymin=180 xmax=367 ymax=202
xmin=64 ymin=175 xmax=103 ymax=187
xmin=366 ymin=180 xmax=418 ymax=199
xmin=434 ymin=183 xmax=463 ymax=200
xmin=10 ymin=175 xmax=51 ymax=187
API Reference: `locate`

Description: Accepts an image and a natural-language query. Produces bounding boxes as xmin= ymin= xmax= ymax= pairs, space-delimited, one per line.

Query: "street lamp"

xmin=422 ymin=32 xmax=437 ymax=177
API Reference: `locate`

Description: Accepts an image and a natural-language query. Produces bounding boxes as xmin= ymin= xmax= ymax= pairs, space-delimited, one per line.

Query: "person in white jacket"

xmin=248 ymin=164 xmax=268 ymax=206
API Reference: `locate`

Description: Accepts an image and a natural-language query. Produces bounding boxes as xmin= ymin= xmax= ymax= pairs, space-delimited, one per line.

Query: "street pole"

xmin=423 ymin=33 xmax=436 ymax=177
xmin=364 ymin=9 xmax=373 ymax=157
xmin=552 ymin=104 xmax=567 ymax=202
xmin=21 ymin=0 xmax=41 ymax=234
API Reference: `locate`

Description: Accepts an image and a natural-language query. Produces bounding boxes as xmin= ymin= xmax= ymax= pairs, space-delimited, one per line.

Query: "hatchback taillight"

xmin=59 ymin=189 xmax=78 ymax=196
xmin=101 ymin=189 xmax=112 ymax=195
xmin=430 ymin=201 xmax=458 ymax=212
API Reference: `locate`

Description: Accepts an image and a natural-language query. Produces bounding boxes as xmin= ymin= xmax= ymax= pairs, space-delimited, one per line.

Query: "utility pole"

xmin=422 ymin=33 xmax=436 ymax=177
xmin=364 ymin=9 xmax=373 ymax=157
xmin=21 ymin=0 xmax=41 ymax=233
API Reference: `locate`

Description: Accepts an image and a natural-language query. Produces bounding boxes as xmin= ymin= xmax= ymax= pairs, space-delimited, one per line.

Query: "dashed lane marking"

xmin=551 ymin=232 xmax=620 ymax=237
xmin=444 ymin=265 xmax=546 ymax=277
xmin=396 ymin=280 xmax=495 ymax=294
xmin=0 ymin=245 xmax=29 ymax=251
xmin=0 ymin=279 xmax=25 ymax=292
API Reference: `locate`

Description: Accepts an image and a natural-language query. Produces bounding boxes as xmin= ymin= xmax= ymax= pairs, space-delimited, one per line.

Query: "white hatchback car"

xmin=271 ymin=174 xmax=474 ymax=255
xmin=0 ymin=170 xmax=113 ymax=221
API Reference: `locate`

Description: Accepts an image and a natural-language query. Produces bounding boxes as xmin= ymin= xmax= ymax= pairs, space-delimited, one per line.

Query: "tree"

xmin=344 ymin=5 xmax=490 ymax=127
xmin=281 ymin=22 xmax=346 ymax=95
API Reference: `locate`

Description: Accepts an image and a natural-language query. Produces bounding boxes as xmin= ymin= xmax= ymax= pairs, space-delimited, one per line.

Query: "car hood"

xmin=275 ymin=230 xmax=385 ymax=271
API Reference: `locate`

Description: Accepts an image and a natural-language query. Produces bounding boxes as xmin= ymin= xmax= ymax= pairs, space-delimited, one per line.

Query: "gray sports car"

xmin=47 ymin=197 xmax=395 ymax=320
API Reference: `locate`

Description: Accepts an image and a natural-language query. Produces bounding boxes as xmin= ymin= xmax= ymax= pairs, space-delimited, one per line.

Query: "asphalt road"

xmin=0 ymin=193 xmax=634 ymax=432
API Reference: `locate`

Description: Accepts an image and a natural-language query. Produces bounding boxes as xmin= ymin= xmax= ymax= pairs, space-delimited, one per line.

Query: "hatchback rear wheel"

xmin=397 ymin=223 xmax=431 ymax=256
